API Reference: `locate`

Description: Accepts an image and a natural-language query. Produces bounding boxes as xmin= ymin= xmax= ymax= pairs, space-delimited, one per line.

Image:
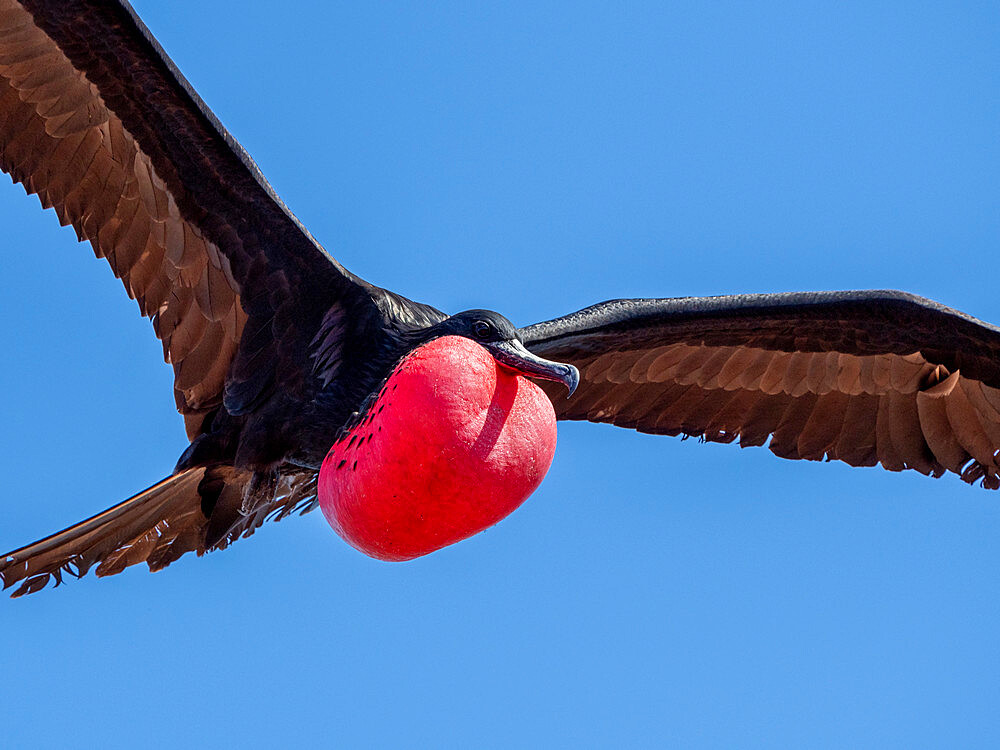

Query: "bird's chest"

xmin=318 ymin=336 xmax=557 ymax=560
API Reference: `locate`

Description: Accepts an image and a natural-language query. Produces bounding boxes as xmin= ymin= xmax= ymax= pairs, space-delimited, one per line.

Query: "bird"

xmin=3 ymin=0 xmax=1000 ymax=597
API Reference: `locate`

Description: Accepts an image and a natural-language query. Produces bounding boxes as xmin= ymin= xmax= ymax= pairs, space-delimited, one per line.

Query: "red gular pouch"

xmin=318 ymin=335 xmax=558 ymax=560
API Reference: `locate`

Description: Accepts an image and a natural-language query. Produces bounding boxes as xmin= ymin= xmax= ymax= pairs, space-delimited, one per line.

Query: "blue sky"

xmin=2 ymin=1 xmax=999 ymax=747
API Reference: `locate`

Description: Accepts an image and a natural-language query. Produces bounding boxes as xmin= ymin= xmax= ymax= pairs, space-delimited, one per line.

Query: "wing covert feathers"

xmin=526 ymin=294 xmax=1000 ymax=489
xmin=0 ymin=0 xmax=244 ymax=434
xmin=0 ymin=0 xmax=385 ymax=437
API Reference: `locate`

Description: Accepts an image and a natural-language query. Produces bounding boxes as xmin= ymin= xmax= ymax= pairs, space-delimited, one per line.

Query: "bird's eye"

xmin=472 ymin=321 xmax=493 ymax=340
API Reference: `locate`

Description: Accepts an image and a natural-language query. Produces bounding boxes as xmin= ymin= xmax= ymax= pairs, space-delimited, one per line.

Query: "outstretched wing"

xmin=0 ymin=467 xmax=318 ymax=597
xmin=522 ymin=290 xmax=1000 ymax=488
xmin=0 ymin=0 xmax=382 ymax=437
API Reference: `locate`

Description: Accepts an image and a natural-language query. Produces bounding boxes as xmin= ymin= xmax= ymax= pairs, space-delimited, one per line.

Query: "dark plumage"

xmin=2 ymin=0 xmax=999 ymax=596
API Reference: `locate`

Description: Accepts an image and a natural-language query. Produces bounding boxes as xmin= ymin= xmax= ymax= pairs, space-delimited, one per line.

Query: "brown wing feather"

xmin=0 ymin=469 xmax=207 ymax=597
xmin=0 ymin=468 xmax=319 ymax=597
xmin=536 ymin=342 xmax=1000 ymax=487
xmin=0 ymin=0 xmax=245 ymax=435
xmin=1 ymin=1 xmax=396 ymax=439
xmin=525 ymin=294 xmax=1000 ymax=490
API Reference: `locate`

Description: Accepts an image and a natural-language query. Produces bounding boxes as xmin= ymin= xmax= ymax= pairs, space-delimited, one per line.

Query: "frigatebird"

xmin=2 ymin=0 xmax=1000 ymax=596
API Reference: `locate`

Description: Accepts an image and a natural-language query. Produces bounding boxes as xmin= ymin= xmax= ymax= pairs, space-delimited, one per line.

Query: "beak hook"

xmin=485 ymin=340 xmax=580 ymax=397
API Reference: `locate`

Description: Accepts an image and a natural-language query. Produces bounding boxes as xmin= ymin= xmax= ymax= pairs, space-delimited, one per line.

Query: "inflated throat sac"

xmin=318 ymin=335 xmax=558 ymax=560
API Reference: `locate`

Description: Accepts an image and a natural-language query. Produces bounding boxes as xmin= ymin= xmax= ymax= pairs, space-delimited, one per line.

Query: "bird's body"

xmin=1 ymin=0 xmax=999 ymax=597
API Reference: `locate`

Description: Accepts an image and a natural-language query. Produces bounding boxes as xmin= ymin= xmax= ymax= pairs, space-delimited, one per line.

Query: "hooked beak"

xmin=484 ymin=339 xmax=580 ymax=397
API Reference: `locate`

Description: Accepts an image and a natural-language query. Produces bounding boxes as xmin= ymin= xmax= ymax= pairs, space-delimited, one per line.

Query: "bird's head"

xmin=430 ymin=309 xmax=579 ymax=396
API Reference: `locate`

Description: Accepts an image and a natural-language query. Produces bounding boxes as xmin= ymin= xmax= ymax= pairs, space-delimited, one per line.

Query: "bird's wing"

xmin=521 ymin=290 xmax=1000 ymax=488
xmin=0 ymin=0 xmax=392 ymax=437
xmin=0 ymin=467 xmax=318 ymax=597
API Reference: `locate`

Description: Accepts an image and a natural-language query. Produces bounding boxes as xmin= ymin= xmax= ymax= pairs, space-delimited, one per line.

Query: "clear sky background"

xmin=2 ymin=1 xmax=998 ymax=747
